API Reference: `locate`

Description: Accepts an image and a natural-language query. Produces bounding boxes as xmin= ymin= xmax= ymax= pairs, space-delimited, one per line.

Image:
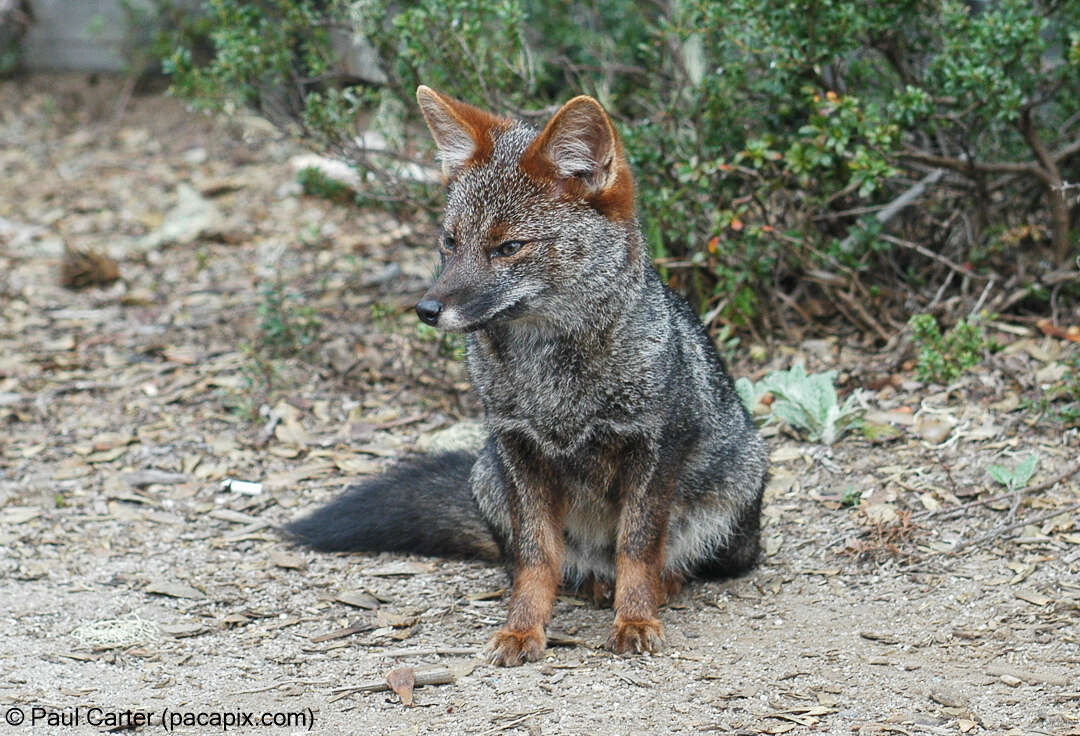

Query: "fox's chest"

xmin=467 ymin=336 xmax=648 ymax=455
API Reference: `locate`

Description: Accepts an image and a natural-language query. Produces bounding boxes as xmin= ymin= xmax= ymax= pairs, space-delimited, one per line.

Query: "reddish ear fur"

xmin=520 ymin=95 xmax=635 ymax=221
xmin=416 ymin=85 xmax=509 ymax=178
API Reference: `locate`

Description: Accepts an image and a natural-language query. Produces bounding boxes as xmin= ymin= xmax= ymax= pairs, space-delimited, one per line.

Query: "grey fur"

xmin=288 ymin=103 xmax=767 ymax=611
xmin=427 ymin=119 xmax=768 ymax=586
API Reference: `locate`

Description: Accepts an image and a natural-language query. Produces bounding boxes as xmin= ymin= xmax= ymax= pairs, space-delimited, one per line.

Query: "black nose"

xmin=415 ymin=299 xmax=443 ymax=326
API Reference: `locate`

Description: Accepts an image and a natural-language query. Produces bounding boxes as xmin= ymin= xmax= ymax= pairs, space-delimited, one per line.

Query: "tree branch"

xmin=900 ymin=149 xmax=1048 ymax=182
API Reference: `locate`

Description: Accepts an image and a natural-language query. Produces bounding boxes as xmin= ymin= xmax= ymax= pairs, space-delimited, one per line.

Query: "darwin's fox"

xmin=287 ymin=86 xmax=768 ymax=666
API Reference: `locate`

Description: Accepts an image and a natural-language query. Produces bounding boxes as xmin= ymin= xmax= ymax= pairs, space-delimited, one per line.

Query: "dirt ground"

xmin=1 ymin=75 xmax=1078 ymax=736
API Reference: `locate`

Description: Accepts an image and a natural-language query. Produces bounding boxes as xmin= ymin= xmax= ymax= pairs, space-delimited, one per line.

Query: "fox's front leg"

xmin=486 ymin=438 xmax=565 ymax=667
xmin=608 ymin=449 xmax=671 ymax=655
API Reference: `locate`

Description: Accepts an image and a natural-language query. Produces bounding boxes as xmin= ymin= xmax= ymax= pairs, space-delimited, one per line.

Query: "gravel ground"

xmin=1 ymin=75 xmax=1078 ymax=736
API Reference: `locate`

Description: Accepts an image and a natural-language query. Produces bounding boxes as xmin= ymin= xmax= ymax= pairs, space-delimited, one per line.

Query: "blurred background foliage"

xmin=156 ymin=0 xmax=1078 ymax=335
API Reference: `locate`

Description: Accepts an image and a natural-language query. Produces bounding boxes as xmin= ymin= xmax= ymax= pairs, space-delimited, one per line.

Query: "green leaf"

xmin=987 ymin=465 xmax=1012 ymax=488
xmin=1012 ymin=454 xmax=1038 ymax=488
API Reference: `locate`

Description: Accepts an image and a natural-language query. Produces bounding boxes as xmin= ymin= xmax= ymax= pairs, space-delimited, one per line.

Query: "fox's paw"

xmin=485 ymin=626 xmax=546 ymax=667
xmin=607 ymin=617 xmax=664 ymax=655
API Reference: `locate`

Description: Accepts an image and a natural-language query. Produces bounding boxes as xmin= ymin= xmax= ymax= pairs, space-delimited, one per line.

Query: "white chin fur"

xmin=436 ymin=306 xmax=470 ymax=332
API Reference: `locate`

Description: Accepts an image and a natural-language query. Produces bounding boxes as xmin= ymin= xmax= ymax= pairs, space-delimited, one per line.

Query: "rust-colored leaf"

xmin=386 ymin=666 xmax=415 ymax=706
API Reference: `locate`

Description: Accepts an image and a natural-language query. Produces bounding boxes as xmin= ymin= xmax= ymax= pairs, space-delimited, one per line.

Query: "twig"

xmin=377 ymin=646 xmax=479 ymax=658
xmin=901 ymin=149 xmax=1043 ymax=181
xmin=969 ymin=277 xmax=996 ymax=315
xmin=328 ymin=663 xmax=463 ymax=701
xmin=476 ymin=708 xmax=555 ymax=736
xmin=948 ymin=502 xmax=1079 ymax=556
xmin=833 ymin=289 xmax=892 ymax=342
xmin=878 ymin=234 xmax=992 ymax=281
xmin=837 ymin=168 xmax=945 ymax=253
xmin=916 ymin=460 xmax=1080 ymax=521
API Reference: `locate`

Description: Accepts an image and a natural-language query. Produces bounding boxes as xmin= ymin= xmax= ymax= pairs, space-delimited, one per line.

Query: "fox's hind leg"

xmin=659 ymin=570 xmax=685 ymax=605
xmin=566 ymin=573 xmax=613 ymax=608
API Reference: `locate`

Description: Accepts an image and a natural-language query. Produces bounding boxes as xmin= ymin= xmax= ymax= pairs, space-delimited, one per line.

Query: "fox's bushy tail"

xmin=283 ymin=451 xmax=501 ymax=561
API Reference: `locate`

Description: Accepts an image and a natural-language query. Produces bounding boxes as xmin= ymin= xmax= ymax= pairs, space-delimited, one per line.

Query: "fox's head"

xmin=413 ymin=86 xmax=643 ymax=334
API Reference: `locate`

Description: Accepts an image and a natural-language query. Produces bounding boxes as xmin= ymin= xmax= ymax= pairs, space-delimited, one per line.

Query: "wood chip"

xmin=365 ymin=561 xmax=435 ymax=576
xmin=1 ymin=506 xmax=42 ymax=524
xmin=145 ymin=581 xmax=205 ymax=600
xmin=310 ymin=621 xmax=375 ymax=643
xmin=860 ymin=631 xmax=900 ymax=644
xmin=985 ymin=664 xmax=1069 ymax=687
xmin=1015 ymin=591 xmax=1052 ymax=607
xmin=125 ymin=470 xmax=189 ymax=487
xmin=336 ymin=590 xmax=380 ymax=609
xmin=159 ymin=623 xmax=208 ymax=638
xmin=270 ymin=550 xmax=306 ymax=570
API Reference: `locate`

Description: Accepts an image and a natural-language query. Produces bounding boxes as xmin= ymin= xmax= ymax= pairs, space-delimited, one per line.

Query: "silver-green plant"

xmin=737 ymin=364 xmax=863 ymax=445
xmin=987 ymin=454 xmax=1038 ymax=492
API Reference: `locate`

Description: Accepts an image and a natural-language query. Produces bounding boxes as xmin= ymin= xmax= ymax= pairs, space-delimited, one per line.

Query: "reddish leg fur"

xmin=607 ymin=455 xmax=674 ymax=655
xmin=487 ymin=563 xmax=560 ymax=665
xmin=608 ymin=556 xmax=665 ymax=654
xmin=486 ymin=440 xmax=566 ymax=667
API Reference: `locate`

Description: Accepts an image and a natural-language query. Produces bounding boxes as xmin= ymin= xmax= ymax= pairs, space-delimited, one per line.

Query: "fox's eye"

xmin=442 ymin=233 xmax=456 ymax=252
xmin=495 ymin=240 xmax=526 ymax=258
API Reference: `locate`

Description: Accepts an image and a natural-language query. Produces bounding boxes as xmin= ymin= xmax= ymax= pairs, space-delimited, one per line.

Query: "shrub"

xmin=166 ymin=0 xmax=1080 ymax=327
xmin=909 ymin=312 xmax=991 ymax=384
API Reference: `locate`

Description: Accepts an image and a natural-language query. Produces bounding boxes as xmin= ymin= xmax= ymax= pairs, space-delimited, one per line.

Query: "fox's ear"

xmin=522 ymin=95 xmax=634 ymax=219
xmin=523 ymin=96 xmax=623 ymax=192
xmin=416 ymin=85 xmax=507 ymax=178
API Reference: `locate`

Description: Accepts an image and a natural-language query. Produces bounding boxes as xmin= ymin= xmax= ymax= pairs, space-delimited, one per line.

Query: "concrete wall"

xmin=24 ymin=0 xmax=131 ymax=71
xmin=19 ymin=0 xmax=386 ymax=83
xmin=22 ymin=0 xmax=198 ymax=72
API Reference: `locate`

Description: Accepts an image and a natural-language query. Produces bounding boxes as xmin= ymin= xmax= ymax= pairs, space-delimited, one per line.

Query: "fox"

xmin=285 ymin=86 xmax=769 ymax=666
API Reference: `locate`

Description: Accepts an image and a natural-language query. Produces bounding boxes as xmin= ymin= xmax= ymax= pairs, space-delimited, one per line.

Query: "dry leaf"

xmin=863 ymin=503 xmax=898 ymax=524
xmin=366 ymin=561 xmax=435 ymax=577
xmin=386 ymin=666 xmax=415 ymax=706
xmin=915 ymin=415 xmax=955 ymax=444
xmin=159 ymin=623 xmax=207 ymax=638
xmin=1036 ymin=318 xmax=1080 ymax=343
xmin=145 ymin=581 xmax=205 ymax=600
xmin=375 ymin=610 xmax=419 ymax=629
xmin=163 ymin=346 xmax=200 ymax=365
xmin=333 ymin=453 xmax=382 ymax=475
xmin=1015 ymin=591 xmax=1051 ymax=607
xmin=60 ymin=246 xmax=120 ymax=289
xmin=336 ymin=590 xmax=380 ymax=609
xmin=2 ymin=506 xmax=42 ymax=524
xmin=85 ymin=446 xmax=128 ymax=463
xmin=263 ymin=461 xmax=334 ymax=492
xmin=93 ymin=432 xmax=134 ymax=451
xmin=270 ymin=550 xmax=305 ymax=570
xmin=310 ymin=621 xmax=375 ymax=643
